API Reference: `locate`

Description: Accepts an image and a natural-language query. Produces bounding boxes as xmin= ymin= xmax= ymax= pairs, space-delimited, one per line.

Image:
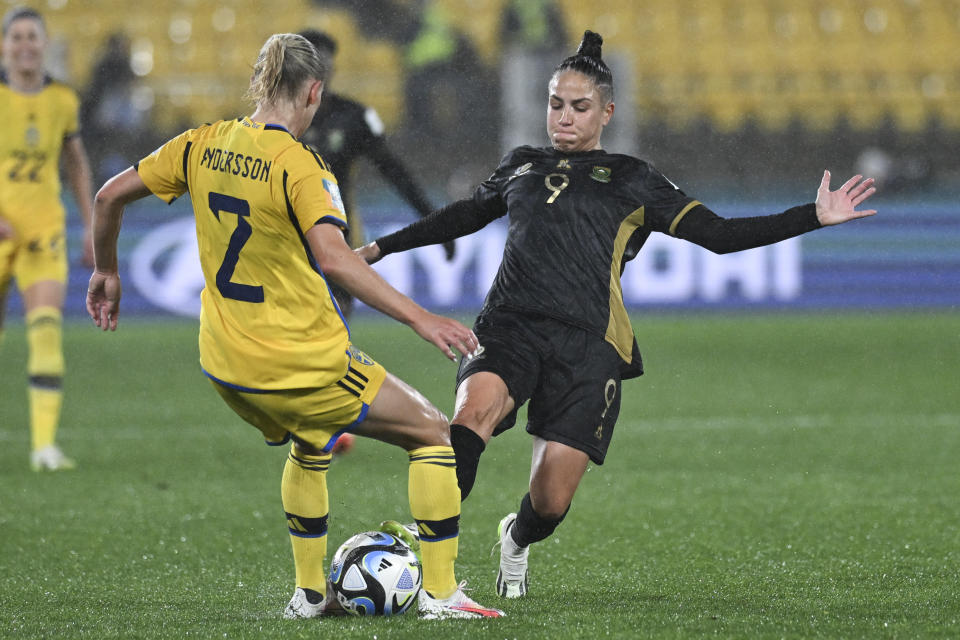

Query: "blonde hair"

xmin=246 ymin=33 xmax=328 ymax=105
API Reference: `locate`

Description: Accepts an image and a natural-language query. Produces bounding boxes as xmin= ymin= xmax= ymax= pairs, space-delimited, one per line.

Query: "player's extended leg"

xmin=22 ymin=279 xmax=72 ymax=471
xmin=355 ymin=372 xmax=503 ymax=619
xmin=449 ymin=371 xmax=515 ymax=500
xmin=354 ymin=372 xmax=458 ymax=598
xmin=497 ymin=437 xmax=589 ymax=598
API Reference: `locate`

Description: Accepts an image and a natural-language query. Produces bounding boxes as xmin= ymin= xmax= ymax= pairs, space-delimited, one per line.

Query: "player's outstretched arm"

xmin=359 ymin=198 xmax=503 ymax=264
xmin=307 ymin=223 xmax=478 ymax=361
xmin=815 ymin=171 xmax=877 ymax=226
xmin=86 ymin=167 xmax=152 ymax=331
xmin=674 ymin=171 xmax=878 ymax=255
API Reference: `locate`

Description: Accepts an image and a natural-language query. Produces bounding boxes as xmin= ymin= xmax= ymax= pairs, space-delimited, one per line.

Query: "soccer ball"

xmin=328 ymin=531 xmax=422 ymax=616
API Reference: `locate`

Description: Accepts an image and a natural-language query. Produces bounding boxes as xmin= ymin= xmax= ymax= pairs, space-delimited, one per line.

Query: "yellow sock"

xmin=281 ymin=444 xmax=331 ymax=595
xmin=408 ymin=446 xmax=460 ymax=599
xmin=26 ymin=307 xmax=64 ymax=452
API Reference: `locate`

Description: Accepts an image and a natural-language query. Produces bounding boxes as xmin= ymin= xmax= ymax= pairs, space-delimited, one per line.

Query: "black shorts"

xmin=456 ymin=309 xmax=623 ymax=464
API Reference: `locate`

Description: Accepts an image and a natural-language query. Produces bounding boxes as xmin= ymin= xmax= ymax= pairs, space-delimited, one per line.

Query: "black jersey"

xmin=376 ymin=146 xmax=821 ymax=377
xmin=301 ymin=92 xmax=433 ymax=222
xmin=473 ymin=146 xmax=699 ymax=366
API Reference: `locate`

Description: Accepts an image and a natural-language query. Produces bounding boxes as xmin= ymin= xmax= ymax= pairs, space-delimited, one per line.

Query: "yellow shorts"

xmin=209 ymin=345 xmax=387 ymax=452
xmin=0 ymin=227 xmax=68 ymax=294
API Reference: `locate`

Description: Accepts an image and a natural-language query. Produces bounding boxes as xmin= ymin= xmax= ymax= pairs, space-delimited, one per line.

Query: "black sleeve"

xmin=364 ymin=136 xmax=435 ymax=217
xmin=673 ymin=203 xmax=822 ymax=254
xmin=376 ymin=197 xmax=504 ymax=256
xmin=376 ymin=151 xmax=518 ymax=255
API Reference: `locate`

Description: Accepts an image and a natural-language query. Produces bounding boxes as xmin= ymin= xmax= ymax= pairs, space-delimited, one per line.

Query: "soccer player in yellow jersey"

xmin=0 ymin=7 xmax=95 ymax=471
xmin=85 ymin=33 xmax=503 ymax=620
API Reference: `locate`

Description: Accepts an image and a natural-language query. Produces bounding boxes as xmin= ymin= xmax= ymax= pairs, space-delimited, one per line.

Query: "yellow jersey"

xmin=136 ymin=117 xmax=352 ymax=390
xmin=0 ymin=72 xmax=79 ymax=237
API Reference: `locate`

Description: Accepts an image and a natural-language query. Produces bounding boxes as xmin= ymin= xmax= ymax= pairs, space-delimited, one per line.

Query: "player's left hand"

xmin=815 ymin=171 xmax=877 ymax=226
xmin=86 ymin=270 xmax=122 ymax=331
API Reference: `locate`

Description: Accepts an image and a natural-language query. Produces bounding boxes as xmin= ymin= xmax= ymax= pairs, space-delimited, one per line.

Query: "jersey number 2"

xmin=208 ymin=192 xmax=264 ymax=303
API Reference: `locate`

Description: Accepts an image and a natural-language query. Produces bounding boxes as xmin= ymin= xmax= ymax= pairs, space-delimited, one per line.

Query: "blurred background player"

xmin=360 ymin=31 xmax=877 ymax=599
xmin=86 ymin=32 xmax=502 ymax=620
xmin=298 ymin=28 xmax=454 ymax=318
xmin=0 ymin=7 xmax=94 ymax=471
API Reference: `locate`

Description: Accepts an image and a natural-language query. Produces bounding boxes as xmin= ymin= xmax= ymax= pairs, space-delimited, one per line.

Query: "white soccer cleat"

xmin=495 ymin=513 xmax=528 ymax=598
xmin=30 ymin=445 xmax=76 ymax=472
xmin=283 ymin=587 xmax=325 ymax=619
xmin=418 ymin=581 xmax=504 ymax=619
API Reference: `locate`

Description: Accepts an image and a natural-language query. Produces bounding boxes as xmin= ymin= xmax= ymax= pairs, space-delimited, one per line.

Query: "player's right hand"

xmin=411 ymin=311 xmax=478 ymax=362
xmin=355 ymin=241 xmax=382 ymax=264
xmin=86 ymin=270 xmax=122 ymax=331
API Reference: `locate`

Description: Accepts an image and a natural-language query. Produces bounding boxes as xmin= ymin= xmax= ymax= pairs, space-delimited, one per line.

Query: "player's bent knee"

xmin=410 ymin=411 xmax=451 ymax=448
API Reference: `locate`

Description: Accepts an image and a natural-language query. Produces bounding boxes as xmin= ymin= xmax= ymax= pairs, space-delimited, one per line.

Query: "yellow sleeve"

xmin=286 ymin=164 xmax=348 ymax=234
xmin=136 ymin=129 xmax=194 ymax=204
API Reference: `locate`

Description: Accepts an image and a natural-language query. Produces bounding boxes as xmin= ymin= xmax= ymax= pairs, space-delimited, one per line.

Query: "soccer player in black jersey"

xmin=298 ymin=30 xmax=454 ymax=317
xmin=358 ymin=31 xmax=877 ymax=599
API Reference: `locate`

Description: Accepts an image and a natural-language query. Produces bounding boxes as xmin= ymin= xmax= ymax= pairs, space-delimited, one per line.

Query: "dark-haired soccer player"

xmin=298 ymin=29 xmax=454 ymax=317
xmin=358 ymin=30 xmax=877 ymax=599
xmin=0 ymin=6 xmax=95 ymax=471
xmin=86 ymin=32 xmax=502 ymax=620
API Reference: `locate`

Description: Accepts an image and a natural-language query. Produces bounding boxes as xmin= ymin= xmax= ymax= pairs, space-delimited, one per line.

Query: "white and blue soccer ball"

xmin=328 ymin=531 xmax=422 ymax=616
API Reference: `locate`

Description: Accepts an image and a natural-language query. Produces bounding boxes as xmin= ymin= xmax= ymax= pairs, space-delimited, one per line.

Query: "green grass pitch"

xmin=1 ymin=311 xmax=959 ymax=638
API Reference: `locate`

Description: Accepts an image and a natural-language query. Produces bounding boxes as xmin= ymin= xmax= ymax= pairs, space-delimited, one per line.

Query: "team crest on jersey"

xmin=347 ymin=346 xmax=374 ymax=366
xmin=590 ymin=166 xmax=612 ymax=183
xmin=25 ymin=125 xmax=40 ymax=147
xmin=556 ymin=159 xmax=571 ymax=170
xmin=322 ymin=179 xmax=346 ymax=214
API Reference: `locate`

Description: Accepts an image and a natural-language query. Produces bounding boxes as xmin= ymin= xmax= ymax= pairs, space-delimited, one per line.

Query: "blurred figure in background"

xmin=400 ymin=0 xmax=496 ymax=172
xmin=299 ymin=28 xmax=454 ymax=317
xmin=499 ymin=0 xmax=567 ymax=151
xmin=81 ymin=32 xmax=152 ymax=185
xmin=0 ymin=7 xmax=95 ymax=471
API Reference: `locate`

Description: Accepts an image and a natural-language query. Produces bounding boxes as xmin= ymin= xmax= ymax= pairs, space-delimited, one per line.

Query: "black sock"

xmin=511 ymin=492 xmax=570 ymax=547
xmin=450 ymin=423 xmax=485 ymax=500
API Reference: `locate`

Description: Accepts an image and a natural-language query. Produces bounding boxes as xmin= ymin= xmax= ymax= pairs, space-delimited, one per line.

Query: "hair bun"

xmin=576 ymin=30 xmax=603 ymax=59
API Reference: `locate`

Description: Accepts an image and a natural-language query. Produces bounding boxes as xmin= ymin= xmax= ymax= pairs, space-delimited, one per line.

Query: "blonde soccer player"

xmin=85 ymin=33 xmax=503 ymax=620
xmin=0 ymin=7 xmax=95 ymax=471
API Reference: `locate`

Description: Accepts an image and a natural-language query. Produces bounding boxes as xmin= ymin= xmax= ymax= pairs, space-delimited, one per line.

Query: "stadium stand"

xmin=26 ymin=0 xmax=960 ymax=135
xmin=16 ymin=0 xmax=959 ymax=191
